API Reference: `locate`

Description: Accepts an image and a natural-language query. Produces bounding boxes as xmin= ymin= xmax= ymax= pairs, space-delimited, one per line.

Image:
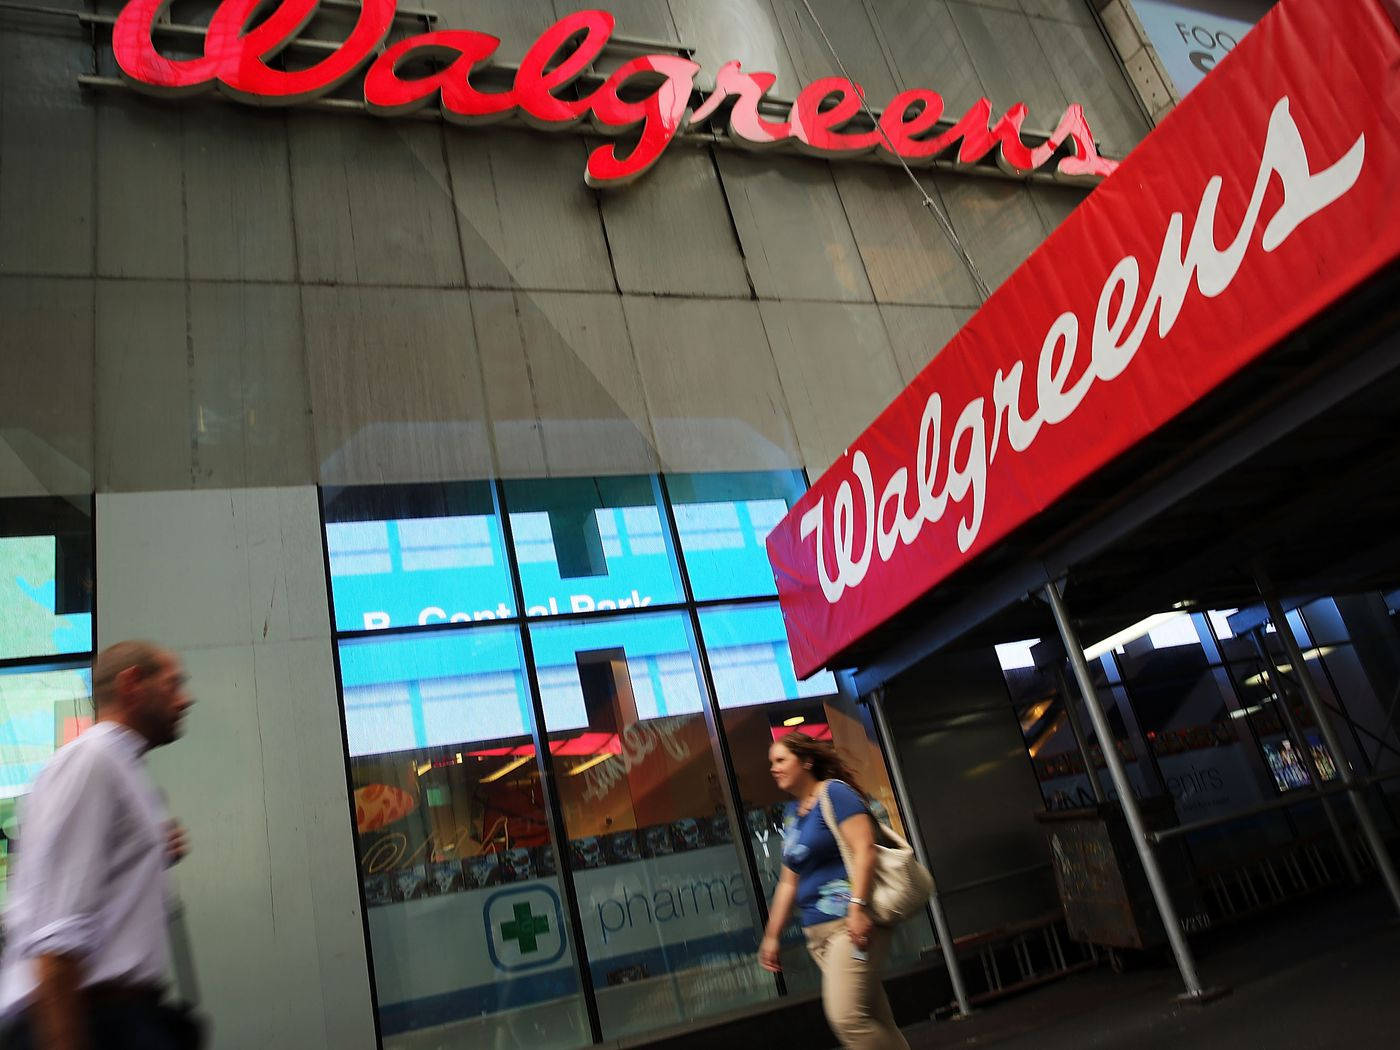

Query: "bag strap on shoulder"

xmin=817 ymin=781 xmax=857 ymax=877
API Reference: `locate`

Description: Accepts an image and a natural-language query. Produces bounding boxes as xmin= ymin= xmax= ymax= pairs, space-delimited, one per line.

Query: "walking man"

xmin=0 ymin=641 xmax=196 ymax=1049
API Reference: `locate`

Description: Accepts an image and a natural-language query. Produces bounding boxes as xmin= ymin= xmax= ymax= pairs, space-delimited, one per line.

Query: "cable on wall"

xmin=797 ymin=0 xmax=993 ymax=302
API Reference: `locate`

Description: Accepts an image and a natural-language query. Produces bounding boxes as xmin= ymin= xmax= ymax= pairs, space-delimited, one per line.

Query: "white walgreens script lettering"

xmin=800 ymin=97 xmax=1365 ymax=605
xmin=581 ymin=717 xmax=692 ymax=802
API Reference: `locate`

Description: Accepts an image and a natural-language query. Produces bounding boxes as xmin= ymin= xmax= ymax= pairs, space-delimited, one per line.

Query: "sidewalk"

xmin=902 ymin=885 xmax=1400 ymax=1050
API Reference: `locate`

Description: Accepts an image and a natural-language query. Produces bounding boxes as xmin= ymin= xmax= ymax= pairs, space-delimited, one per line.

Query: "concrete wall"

xmin=0 ymin=2 xmax=1148 ymax=1046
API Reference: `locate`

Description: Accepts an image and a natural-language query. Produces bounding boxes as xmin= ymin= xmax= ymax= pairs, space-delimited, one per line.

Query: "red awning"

xmin=767 ymin=0 xmax=1400 ymax=678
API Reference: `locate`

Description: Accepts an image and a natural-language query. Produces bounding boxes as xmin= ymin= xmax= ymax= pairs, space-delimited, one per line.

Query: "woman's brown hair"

xmin=776 ymin=732 xmax=865 ymax=797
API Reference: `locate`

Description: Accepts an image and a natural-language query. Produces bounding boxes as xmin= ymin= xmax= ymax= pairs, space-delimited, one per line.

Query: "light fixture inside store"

xmin=415 ymin=761 xmax=432 ymax=777
xmin=1241 ymin=647 xmax=1335 ymax=687
xmin=782 ymin=716 xmax=805 ymax=727
xmin=480 ymin=755 xmax=531 ymax=784
xmin=569 ymin=752 xmax=615 ymax=776
xmin=1082 ymin=612 xmax=1184 ymax=661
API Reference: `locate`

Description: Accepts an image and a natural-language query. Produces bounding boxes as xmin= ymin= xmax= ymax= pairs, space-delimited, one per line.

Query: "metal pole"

xmin=1246 ymin=627 xmax=1363 ymax=884
xmin=1044 ymin=579 xmax=1215 ymax=1001
xmin=1052 ymin=665 xmax=1108 ymax=805
xmin=1259 ymin=592 xmax=1400 ymax=917
xmin=868 ymin=689 xmax=974 ymax=1019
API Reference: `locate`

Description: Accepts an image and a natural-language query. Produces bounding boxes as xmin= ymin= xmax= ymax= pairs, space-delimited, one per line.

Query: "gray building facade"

xmin=0 ymin=3 xmax=1185 ymax=1049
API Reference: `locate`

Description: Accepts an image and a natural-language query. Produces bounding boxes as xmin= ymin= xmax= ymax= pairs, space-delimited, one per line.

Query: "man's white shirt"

xmin=0 ymin=722 xmax=171 ymax=1020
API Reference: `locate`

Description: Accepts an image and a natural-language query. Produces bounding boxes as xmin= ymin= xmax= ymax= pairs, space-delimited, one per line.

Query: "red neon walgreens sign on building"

xmin=110 ymin=0 xmax=1118 ymax=187
xmin=766 ymin=0 xmax=1400 ymax=679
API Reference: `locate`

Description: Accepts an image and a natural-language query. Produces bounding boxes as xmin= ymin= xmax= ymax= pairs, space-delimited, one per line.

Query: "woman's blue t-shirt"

xmin=781 ymin=780 xmax=869 ymax=927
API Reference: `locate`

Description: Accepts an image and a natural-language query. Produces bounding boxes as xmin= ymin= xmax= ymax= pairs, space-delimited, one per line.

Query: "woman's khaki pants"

xmin=803 ymin=919 xmax=909 ymax=1050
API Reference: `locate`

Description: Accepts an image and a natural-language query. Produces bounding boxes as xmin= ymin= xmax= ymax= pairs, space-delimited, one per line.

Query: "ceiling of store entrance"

xmin=842 ymin=263 xmax=1400 ymax=680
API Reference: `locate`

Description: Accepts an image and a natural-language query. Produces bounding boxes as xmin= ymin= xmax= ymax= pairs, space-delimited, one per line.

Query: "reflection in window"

xmin=0 ymin=497 xmax=93 ymax=661
xmin=344 ymin=630 xmax=589 ymax=1048
xmin=666 ymin=471 xmax=805 ymax=602
xmin=698 ymin=604 xmax=837 ymax=708
xmin=0 ymin=666 xmax=92 ymax=799
xmin=529 ymin=612 xmax=774 ymax=1039
xmin=532 ymin=614 xmax=705 ymax=724
xmin=322 ymin=482 xmax=514 ymax=633
xmin=994 ymin=638 xmax=1039 ymax=671
xmin=320 ymin=473 xmax=945 ymax=1045
xmin=0 ymin=497 xmax=94 ymax=908
xmin=339 ymin=630 xmax=533 ymax=758
xmin=504 ymin=477 xmax=683 ymax=618
xmin=1146 ymin=613 xmax=1200 ymax=650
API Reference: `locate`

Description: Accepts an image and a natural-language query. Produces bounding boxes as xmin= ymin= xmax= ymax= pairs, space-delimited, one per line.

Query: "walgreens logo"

xmin=111 ymin=0 xmax=1117 ymax=187
xmin=796 ymin=96 xmax=1365 ymax=607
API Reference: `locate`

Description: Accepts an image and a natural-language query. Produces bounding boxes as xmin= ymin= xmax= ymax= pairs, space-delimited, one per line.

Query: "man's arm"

xmin=32 ymin=954 xmax=89 ymax=1050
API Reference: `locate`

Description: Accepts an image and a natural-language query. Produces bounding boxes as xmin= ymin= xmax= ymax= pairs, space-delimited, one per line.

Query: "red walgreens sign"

xmin=111 ymin=0 xmax=1116 ymax=187
xmin=767 ymin=0 xmax=1400 ymax=678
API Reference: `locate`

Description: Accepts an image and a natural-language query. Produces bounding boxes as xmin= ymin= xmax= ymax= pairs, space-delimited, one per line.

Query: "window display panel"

xmin=665 ymin=471 xmax=805 ymax=602
xmin=343 ymin=633 xmax=589 ymax=1050
xmin=0 ymin=497 xmax=93 ymax=661
xmin=1111 ymin=626 xmax=1292 ymax=865
xmin=323 ymin=482 xmax=515 ymax=634
xmin=998 ymin=644 xmax=1153 ymax=808
xmin=721 ymin=695 xmax=937 ymax=994
xmin=339 ymin=630 xmax=538 ymax=758
xmin=529 ymin=612 xmax=774 ymax=1039
xmin=0 ymin=664 xmax=92 ymax=906
xmin=697 ymin=603 xmax=837 ymax=708
xmin=1223 ymin=628 xmax=1342 ymax=793
xmin=504 ymin=477 xmax=684 ymax=618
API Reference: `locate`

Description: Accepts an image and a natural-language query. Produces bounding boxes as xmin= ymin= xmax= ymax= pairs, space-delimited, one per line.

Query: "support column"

xmin=869 ymin=690 xmax=974 ymax=1019
xmin=1259 ymin=591 xmax=1400 ymax=917
xmin=1053 ymin=665 xmax=1109 ymax=805
xmin=1044 ymin=578 xmax=1220 ymax=1002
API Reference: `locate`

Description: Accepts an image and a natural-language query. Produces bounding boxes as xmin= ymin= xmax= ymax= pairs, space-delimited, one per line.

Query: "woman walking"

xmin=759 ymin=732 xmax=909 ymax=1050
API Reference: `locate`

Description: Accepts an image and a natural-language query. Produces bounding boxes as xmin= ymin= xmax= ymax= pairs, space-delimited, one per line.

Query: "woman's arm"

xmin=840 ymin=811 xmax=878 ymax=950
xmin=759 ymin=866 xmax=799 ymax=972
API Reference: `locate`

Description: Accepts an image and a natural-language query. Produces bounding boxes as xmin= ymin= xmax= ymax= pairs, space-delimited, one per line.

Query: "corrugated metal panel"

xmin=302 ymin=286 xmax=489 ymax=484
xmin=833 ymin=164 xmax=982 ymax=306
xmin=288 ymin=114 xmax=465 ymax=287
xmin=448 ymin=129 xmax=614 ymax=292
xmin=759 ymin=299 xmax=902 ymax=473
xmin=599 ymin=146 xmax=751 ymax=297
xmin=0 ymin=277 xmax=94 ymax=497
xmin=718 ymin=151 xmax=873 ymax=303
xmin=625 ymin=295 xmax=801 ymax=472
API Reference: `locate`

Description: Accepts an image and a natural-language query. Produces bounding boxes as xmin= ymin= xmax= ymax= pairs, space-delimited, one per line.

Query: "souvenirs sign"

xmin=766 ymin=0 xmax=1400 ymax=677
xmin=110 ymin=0 xmax=1117 ymax=186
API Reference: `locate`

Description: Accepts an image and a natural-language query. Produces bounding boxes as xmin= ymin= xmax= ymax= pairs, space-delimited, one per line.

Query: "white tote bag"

xmin=818 ymin=781 xmax=934 ymax=926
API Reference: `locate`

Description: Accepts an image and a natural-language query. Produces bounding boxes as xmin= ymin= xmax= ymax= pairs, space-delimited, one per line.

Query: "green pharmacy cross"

xmin=500 ymin=901 xmax=551 ymax=954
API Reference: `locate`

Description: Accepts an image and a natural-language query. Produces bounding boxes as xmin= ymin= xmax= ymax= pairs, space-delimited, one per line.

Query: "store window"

xmin=324 ymin=482 xmax=515 ymax=633
xmin=1109 ymin=614 xmax=1289 ymax=865
xmin=338 ymin=629 xmax=590 ymax=1050
xmin=503 ymin=477 xmax=683 ymax=618
xmin=698 ymin=603 xmax=837 ymax=708
xmin=666 ymin=471 xmax=805 ymax=602
xmin=530 ymin=611 xmax=774 ymax=1038
xmin=999 ymin=640 xmax=1154 ymax=810
xmin=0 ymin=497 xmax=94 ymax=906
xmin=321 ymin=475 xmax=926 ymax=1047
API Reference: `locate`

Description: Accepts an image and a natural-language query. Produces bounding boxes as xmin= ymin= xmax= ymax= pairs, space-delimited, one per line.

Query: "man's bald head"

xmin=91 ymin=641 xmax=192 ymax=748
xmin=92 ymin=641 xmax=166 ymax=713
